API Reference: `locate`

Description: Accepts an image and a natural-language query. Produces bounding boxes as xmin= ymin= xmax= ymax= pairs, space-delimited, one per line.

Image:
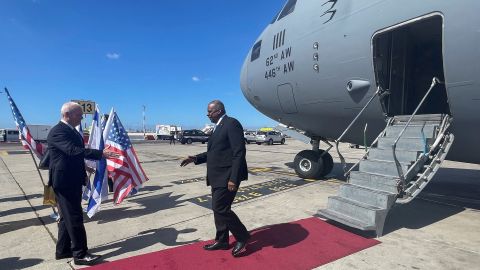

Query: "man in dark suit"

xmin=181 ymin=100 xmax=250 ymax=257
xmin=48 ymin=102 xmax=117 ymax=266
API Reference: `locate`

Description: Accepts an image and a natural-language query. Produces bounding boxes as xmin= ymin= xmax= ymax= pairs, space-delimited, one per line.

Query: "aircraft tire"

xmin=319 ymin=150 xmax=333 ymax=177
xmin=293 ymin=150 xmax=324 ymax=179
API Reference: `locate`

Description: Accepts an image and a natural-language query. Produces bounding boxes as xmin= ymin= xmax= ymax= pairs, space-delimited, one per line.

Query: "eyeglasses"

xmin=207 ymin=109 xmax=221 ymax=116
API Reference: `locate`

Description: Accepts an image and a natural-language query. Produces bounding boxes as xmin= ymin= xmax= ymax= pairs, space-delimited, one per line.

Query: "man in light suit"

xmin=181 ymin=100 xmax=250 ymax=257
xmin=48 ymin=102 xmax=117 ymax=266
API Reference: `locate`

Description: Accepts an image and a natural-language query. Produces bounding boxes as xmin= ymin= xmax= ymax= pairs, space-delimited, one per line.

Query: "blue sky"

xmin=0 ymin=0 xmax=285 ymax=130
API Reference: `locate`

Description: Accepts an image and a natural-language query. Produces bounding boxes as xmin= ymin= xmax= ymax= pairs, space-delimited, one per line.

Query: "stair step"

xmin=317 ymin=209 xmax=376 ymax=231
xmin=393 ymin=114 xmax=443 ymax=123
xmin=339 ymin=184 xmax=396 ymax=209
xmin=359 ymin=159 xmax=410 ymax=176
xmin=377 ymin=137 xmax=430 ymax=151
xmin=349 ymin=171 xmax=399 ymax=194
xmin=327 ymin=196 xmax=382 ymax=225
xmin=368 ymin=148 xmax=420 ymax=163
xmin=385 ymin=124 xmax=437 ymax=138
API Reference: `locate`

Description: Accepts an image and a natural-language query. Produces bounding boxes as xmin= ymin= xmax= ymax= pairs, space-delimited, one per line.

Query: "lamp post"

xmin=142 ymin=105 xmax=146 ymax=137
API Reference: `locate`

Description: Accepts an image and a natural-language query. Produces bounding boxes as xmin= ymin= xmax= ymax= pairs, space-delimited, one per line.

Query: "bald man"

xmin=47 ymin=102 xmax=117 ymax=266
xmin=181 ymin=100 xmax=250 ymax=257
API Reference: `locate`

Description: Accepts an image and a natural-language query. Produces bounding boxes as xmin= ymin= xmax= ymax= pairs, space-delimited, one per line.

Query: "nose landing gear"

xmin=293 ymin=139 xmax=334 ymax=179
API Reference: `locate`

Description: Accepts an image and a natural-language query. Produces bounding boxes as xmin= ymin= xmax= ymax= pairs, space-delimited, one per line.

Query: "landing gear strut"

xmin=293 ymin=138 xmax=333 ymax=179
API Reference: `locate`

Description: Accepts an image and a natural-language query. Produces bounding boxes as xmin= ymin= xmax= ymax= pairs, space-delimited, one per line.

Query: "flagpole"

xmin=22 ymin=135 xmax=58 ymax=215
xmin=4 ymin=88 xmax=56 ymax=215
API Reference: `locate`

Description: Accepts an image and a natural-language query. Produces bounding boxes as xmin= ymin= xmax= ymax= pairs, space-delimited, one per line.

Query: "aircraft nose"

xmin=240 ymin=57 xmax=251 ymax=103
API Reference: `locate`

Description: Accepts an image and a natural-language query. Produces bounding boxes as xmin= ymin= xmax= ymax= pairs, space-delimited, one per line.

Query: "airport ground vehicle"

xmin=156 ymin=125 xmax=181 ymax=140
xmin=178 ymin=129 xmax=209 ymax=144
xmin=0 ymin=125 xmax=50 ymax=142
xmin=243 ymin=131 xmax=257 ymax=144
xmin=255 ymin=131 xmax=285 ymax=145
xmin=28 ymin=125 xmax=51 ymax=142
xmin=0 ymin=129 xmax=20 ymax=142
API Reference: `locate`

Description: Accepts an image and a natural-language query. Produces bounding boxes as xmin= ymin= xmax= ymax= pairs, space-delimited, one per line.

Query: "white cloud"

xmin=106 ymin=53 xmax=120 ymax=60
xmin=192 ymin=76 xmax=200 ymax=82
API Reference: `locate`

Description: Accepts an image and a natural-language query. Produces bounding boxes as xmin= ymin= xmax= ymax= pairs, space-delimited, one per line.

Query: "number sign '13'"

xmin=72 ymin=100 xmax=95 ymax=114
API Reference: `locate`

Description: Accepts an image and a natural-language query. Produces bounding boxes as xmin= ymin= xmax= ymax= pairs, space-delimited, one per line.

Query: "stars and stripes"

xmin=104 ymin=109 xmax=148 ymax=204
xmin=4 ymin=88 xmax=45 ymax=159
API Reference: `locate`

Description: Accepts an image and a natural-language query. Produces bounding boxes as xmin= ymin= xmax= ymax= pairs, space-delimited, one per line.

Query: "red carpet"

xmin=88 ymin=218 xmax=380 ymax=270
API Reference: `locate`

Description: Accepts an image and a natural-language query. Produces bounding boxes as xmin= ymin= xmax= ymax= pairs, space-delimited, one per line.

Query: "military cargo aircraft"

xmin=240 ymin=0 xmax=480 ymax=235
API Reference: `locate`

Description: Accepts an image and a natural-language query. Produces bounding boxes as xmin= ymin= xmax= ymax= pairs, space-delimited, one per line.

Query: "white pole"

xmin=142 ymin=105 xmax=146 ymax=137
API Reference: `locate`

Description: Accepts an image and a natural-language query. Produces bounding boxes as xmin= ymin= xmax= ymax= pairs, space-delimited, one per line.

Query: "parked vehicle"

xmin=178 ymin=129 xmax=209 ymax=144
xmin=202 ymin=124 xmax=215 ymax=135
xmin=0 ymin=125 xmax=50 ymax=142
xmin=28 ymin=125 xmax=51 ymax=142
xmin=0 ymin=129 xmax=20 ymax=142
xmin=243 ymin=131 xmax=257 ymax=144
xmin=255 ymin=130 xmax=285 ymax=145
xmin=156 ymin=125 xmax=181 ymax=140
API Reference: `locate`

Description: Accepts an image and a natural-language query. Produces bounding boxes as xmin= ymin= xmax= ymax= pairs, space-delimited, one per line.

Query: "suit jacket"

xmin=195 ymin=115 xmax=248 ymax=188
xmin=47 ymin=121 xmax=103 ymax=190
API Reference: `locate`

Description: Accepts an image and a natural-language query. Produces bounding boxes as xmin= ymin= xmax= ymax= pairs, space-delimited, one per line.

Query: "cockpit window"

xmin=251 ymin=40 xmax=262 ymax=62
xmin=270 ymin=11 xmax=280 ymax=24
xmin=277 ymin=0 xmax=297 ymax=21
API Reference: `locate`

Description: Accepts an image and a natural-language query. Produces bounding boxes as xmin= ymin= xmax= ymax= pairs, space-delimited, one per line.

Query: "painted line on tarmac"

xmin=172 ymin=176 xmax=205 ymax=185
xmin=171 ymin=167 xmax=297 ymax=186
xmin=0 ymin=150 xmax=29 ymax=155
xmin=141 ymin=158 xmax=181 ymax=164
xmin=189 ymin=177 xmax=321 ymax=209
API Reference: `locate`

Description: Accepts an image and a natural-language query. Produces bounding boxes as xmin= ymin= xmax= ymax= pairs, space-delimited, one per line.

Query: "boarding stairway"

xmin=317 ymin=78 xmax=454 ymax=236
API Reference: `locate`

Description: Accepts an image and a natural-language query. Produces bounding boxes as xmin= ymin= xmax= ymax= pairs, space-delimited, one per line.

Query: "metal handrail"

xmin=392 ymin=77 xmax=443 ymax=192
xmin=344 ymin=118 xmax=393 ymax=177
xmin=335 ymin=87 xmax=381 ymax=173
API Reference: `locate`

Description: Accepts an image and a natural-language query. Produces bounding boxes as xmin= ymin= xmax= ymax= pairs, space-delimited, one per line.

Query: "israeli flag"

xmin=76 ymin=121 xmax=92 ymax=202
xmin=86 ymin=107 xmax=109 ymax=217
xmin=81 ymin=107 xmax=101 ymax=201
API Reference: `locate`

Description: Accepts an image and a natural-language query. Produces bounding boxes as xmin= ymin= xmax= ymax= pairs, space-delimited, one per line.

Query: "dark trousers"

xmin=211 ymin=187 xmax=249 ymax=243
xmin=54 ymin=187 xmax=88 ymax=258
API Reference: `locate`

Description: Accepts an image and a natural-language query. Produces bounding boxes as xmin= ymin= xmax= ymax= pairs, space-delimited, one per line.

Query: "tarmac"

xmin=0 ymin=139 xmax=479 ymax=270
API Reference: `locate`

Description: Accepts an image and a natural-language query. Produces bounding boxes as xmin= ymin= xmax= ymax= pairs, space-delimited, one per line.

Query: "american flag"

xmin=104 ymin=109 xmax=148 ymax=204
xmin=4 ymin=88 xmax=45 ymax=159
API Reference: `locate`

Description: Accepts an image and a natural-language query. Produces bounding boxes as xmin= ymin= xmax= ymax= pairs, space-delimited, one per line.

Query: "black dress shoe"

xmin=203 ymin=242 xmax=229 ymax=251
xmin=232 ymin=241 xmax=248 ymax=257
xmin=55 ymin=252 xmax=73 ymax=260
xmin=73 ymin=253 xmax=102 ymax=266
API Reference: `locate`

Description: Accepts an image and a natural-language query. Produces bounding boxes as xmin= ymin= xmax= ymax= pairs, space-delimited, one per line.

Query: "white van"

xmin=0 ymin=129 xmax=20 ymax=142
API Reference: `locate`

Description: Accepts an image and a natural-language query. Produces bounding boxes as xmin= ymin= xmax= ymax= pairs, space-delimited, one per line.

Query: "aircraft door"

xmin=277 ymin=83 xmax=298 ymax=114
xmin=373 ymin=15 xmax=450 ymax=116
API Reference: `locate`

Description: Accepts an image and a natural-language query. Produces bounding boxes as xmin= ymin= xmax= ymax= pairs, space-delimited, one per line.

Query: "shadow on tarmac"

xmin=0 ymin=257 xmax=43 ymax=270
xmin=284 ymin=162 xmax=354 ymax=182
xmin=241 ymin=222 xmax=309 ymax=256
xmin=0 ymin=215 xmax=55 ymax=234
xmin=90 ymin=227 xmax=198 ymax=260
xmin=384 ymin=166 xmax=480 ymax=234
xmin=0 ymin=205 xmax=50 ymax=219
xmin=87 ymin=192 xmax=188 ymax=225
xmin=315 ymin=166 xmax=479 ymax=237
xmin=0 ymin=193 xmax=42 ymax=203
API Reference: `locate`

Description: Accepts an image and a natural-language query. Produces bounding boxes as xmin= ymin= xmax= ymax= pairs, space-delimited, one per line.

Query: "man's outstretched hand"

xmin=102 ymin=146 xmax=120 ymax=159
xmin=180 ymin=156 xmax=196 ymax=167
